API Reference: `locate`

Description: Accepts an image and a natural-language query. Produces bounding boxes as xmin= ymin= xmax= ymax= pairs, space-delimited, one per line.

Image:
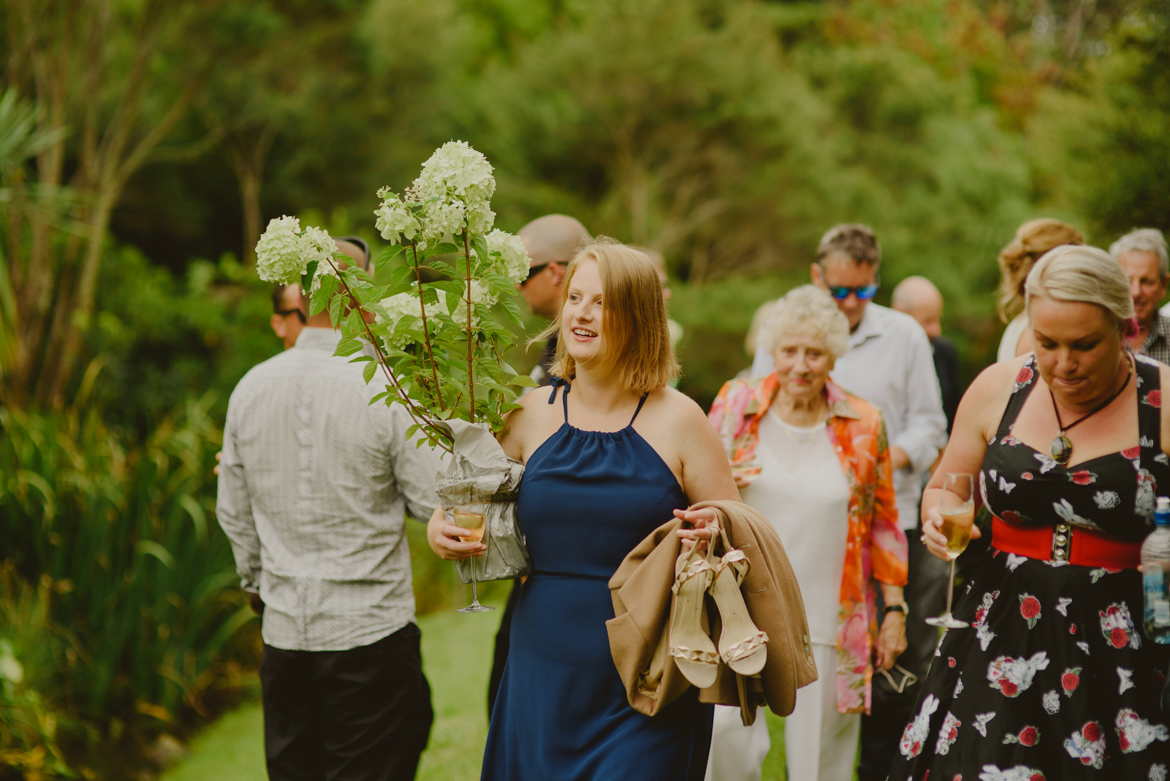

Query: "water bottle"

xmin=1142 ymin=496 xmax=1170 ymax=643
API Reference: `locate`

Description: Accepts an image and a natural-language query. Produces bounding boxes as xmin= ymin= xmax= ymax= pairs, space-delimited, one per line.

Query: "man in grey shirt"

xmin=218 ymin=276 xmax=444 ymax=780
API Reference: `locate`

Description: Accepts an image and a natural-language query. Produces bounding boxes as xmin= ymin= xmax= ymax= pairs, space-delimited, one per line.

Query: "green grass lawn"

xmin=163 ymin=596 xmax=792 ymax=781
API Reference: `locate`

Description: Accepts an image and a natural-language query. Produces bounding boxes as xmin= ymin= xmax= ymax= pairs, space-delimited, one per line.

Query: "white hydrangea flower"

xmin=485 ymin=229 xmax=530 ymax=285
xmin=376 ymin=290 xmax=453 ymax=351
xmin=420 ymin=199 xmax=466 ymax=248
xmin=374 ymin=196 xmax=420 ymax=244
xmin=466 ymin=202 xmax=496 ymax=235
xmin=466 ymin=279 xmax=497 ymax=308
xmin=255 ymin=215 xmax=308 ymax=284
xmin=417 ymin=141 xmax=495 ymax=203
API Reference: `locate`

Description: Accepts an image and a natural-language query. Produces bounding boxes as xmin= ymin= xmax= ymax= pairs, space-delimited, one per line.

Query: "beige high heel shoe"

xmin=707 ymin=532 xmax=768 ymax=676
xmin=668 ymin=545 xmax=720 ymax=688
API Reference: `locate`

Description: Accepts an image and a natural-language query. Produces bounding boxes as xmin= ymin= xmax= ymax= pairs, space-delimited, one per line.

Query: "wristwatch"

xmin=884 ymin=602 xmax=909 ymax=617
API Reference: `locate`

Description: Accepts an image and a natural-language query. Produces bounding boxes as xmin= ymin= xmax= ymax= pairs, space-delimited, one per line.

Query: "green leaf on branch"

xmin=363 ymin=360 xmax=378 ymax=384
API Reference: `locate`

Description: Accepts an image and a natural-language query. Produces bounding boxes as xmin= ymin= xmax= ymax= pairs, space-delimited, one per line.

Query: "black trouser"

xmin=487 ymin=581 xmax=522 ymax=717
xmin=857 ymin=533 xmax=950 ymax=781
xmin=260 ymin=623 xmax=433 ymax=781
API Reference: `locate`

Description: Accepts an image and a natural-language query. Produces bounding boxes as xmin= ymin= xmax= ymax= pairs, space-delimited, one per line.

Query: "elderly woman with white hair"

xmin=890 ymin=245 xmax=1170 ymax=779
xmin=706 ymin=285 xmax=908 ymax=781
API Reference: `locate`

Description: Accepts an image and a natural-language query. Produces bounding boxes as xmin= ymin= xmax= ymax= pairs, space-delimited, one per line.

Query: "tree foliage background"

xmin=1 ymin=0 xmax=1168 ymax=774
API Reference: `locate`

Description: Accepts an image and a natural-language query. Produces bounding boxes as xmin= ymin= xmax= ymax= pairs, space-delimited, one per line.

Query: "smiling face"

xmin=560 ymin=258 xmax=606 ymax=369
xmin=1117 ymin=249 xmax=1168 ymax=329
xmin=1029 ymin=297 xmax=1125 ymax=406
xmin=771 ymin=331 xmax=834 ymax=402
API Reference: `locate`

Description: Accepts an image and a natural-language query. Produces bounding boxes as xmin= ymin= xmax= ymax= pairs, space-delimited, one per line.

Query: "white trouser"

xmin=705 ymin=643 xmax=860 ymax=781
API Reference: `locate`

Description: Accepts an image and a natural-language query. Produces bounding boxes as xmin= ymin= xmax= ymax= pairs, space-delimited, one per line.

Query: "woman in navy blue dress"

xmin=429 ymin=240 xmax=741 ymax=780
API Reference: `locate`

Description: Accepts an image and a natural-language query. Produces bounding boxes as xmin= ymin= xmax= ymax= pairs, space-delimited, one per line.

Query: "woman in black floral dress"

xmin=889 ymin=245 xmax=1170 ymax=781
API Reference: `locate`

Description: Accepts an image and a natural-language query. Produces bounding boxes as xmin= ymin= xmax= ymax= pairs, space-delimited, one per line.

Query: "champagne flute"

xmin=925 ymin=473 xmax=976 ymax=629
xmin=455 ymin=501 xmax=494 ymax=614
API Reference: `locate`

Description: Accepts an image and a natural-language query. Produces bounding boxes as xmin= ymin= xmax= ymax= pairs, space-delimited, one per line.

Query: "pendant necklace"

xmin=1049 ymin=356 xmax=1133 ymax=465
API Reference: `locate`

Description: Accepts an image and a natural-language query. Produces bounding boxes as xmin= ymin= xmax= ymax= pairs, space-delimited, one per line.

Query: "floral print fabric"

xmin=708 ymin=373 xmax=907 ymax=714
xmin=889 ymin=355 xmax=1170 ymax=779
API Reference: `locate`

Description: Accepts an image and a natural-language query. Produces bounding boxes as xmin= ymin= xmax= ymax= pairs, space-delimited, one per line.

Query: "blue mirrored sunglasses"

xmin=826 ymin=283 xmax=879 ymax=301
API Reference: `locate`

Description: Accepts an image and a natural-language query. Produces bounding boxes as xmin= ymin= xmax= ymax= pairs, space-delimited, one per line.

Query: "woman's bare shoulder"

xmin=498 ymin=383 xmax=560 ymax=459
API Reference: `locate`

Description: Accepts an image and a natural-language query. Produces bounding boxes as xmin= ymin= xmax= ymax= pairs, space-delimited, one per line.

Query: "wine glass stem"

xmin=944 ymin=558 xmax=956 ymax=616
xmin=470 ymin=556 xmax=480 ymax=606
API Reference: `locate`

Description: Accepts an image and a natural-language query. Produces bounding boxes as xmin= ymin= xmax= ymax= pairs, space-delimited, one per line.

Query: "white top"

xmin=997 ymin=314 xmax=1029 ymax=363
xmin=739 ymin=408 xmax=849 ymax=645
xmin=752 ymin=302 xmax=947 ymax=529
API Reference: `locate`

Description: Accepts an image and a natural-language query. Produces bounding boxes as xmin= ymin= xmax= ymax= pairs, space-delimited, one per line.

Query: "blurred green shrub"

xmin=0 ymin=396 xmax=258 ymax=774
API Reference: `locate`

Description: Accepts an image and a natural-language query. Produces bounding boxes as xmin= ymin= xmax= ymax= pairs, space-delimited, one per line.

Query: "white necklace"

xmin=775 ymin=411 xmax=825 ymax=444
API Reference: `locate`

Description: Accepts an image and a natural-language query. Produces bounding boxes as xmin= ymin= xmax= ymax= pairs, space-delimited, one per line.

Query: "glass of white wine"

xmin=455 ymin=500 xmax=494 ymax=614
xmin=925 ymin=472 xmax=976 ymax=629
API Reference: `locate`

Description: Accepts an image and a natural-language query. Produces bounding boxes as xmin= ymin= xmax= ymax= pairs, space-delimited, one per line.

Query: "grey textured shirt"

xmin=1139 ymin=314 xmax=1170 ymax=366
xmin=217 ymin=327 xmax=445 ymax=651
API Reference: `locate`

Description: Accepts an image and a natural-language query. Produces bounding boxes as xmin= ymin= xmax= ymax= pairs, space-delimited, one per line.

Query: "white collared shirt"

xmin=217 ymin=328 xmax=445 ymax=651
xmin=751 ymin=302 xmax=948 ymax=528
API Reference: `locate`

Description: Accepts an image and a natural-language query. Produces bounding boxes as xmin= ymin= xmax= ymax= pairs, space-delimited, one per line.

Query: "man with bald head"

xmin=892 ymin=276 xmax=960 ymax=432
xmin=517 ymin=214 xmax=591 ymax=385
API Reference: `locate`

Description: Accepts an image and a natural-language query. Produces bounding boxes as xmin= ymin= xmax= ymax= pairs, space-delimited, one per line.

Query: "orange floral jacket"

xmin=708 ymin=373 xmax=908 ymax=714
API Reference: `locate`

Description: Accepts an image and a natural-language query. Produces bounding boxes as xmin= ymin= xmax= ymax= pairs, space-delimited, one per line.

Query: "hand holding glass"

xmin=925 ymin=473 xmax=975 ymax=629
xmin=455 ymin=502 xmax=494 ymax=614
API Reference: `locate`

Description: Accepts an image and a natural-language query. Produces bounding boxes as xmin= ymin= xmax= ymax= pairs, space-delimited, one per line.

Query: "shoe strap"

xmin=721 ymin=630 xmax=769 ymax=663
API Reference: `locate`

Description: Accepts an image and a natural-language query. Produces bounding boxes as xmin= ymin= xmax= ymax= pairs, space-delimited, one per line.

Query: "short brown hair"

xmin=816 ymin=224 xmax=881 ymax=267
xmin=538 ymin=239 xmax=679 ymax=394
xmin=997 ymin=218 xmax=1083 ymax=323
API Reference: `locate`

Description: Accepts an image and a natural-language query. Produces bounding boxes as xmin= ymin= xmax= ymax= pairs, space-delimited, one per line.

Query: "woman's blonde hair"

xmin=997 ymin=218 xmax=1084 ymax=323
xmin=1025 ymin=245 xmax=1135 ymax=333
xmin=537 ymin=238 xmax=679 ymax=393
xmin=758 ymin=285 xmax=850 ymax=363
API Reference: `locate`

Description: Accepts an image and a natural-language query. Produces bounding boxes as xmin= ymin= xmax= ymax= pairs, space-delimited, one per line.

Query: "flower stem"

xmin=409 ymin=241 xmax=445 ymax=413
xmin=463 ymin=232 xmax=476 ymax=425
xmin=323 ymin=254 xmax=453 ymax=453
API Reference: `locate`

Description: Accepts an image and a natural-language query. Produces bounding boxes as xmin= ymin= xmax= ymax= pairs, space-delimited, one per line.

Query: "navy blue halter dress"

xmin=481 ymin=380 xmax=714 ymax=780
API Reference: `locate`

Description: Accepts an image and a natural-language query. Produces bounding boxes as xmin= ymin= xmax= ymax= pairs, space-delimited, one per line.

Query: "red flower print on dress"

xmin=1069 ymin=624 xmax=1077 ymax=634
xmin=948 ymin=657 xmax=956 ymax=668
xmin=1099 ymin=603 xmax=1141 ymax=649
xmin=1083 ymin=722 xmax=1101 ymax=742
xmin=1122 ymin=446 xmax=1141 ymax=459
xmin=1064 ymin=721 xmax=1107 ymax=769
xmin=1146 ymin=389 xmax=1162 ymax=408
xmin=1068 ymin=470 xmax=1097 ymax=485
xmin=1000 ymin=510 xmax=1029 ymax=524
xmin=1021 ymin=472 xmax=1033 ymax=480
xmin=1003 ymin=725 xmax=1041 ymax=746
xmin=1061 ymin=667 xmax=1081 ymax=697
xmin=1019 ymin=594 xmax=1041 ymax=628
xmin=1015 ymin=365 xmax=1035 ymax=389
xmin=999 ymin=679 xmax=1019 ymax=696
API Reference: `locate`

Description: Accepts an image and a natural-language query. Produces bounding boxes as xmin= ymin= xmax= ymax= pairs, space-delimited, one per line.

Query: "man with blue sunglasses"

xmin=750 ymin=223 xmax=947 ymax=781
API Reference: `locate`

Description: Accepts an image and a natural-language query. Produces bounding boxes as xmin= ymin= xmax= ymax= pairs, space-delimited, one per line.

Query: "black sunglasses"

xmin=520 ymin=262 xmax=557 ymax=287
xmin=276 ymin=308 xmax=306 ymax=324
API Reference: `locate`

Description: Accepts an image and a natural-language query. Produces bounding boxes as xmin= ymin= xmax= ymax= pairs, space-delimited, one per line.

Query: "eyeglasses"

xmin=823 ymin=273 xmax=880 ymax=301
xmin=825 ymin=283 xmax=879 ymax=301
xmin=520 ymin=262 xmax=563 ymax=288
xmin=276 ymin=308 xmax=306 ymax=324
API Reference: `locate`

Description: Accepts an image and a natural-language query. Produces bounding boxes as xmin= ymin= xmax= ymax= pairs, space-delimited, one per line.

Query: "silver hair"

xmin=759 ymin=285 xmax=851 ymax=362
xmin=1109 ymin=228 xmax=1169 ymax=278
xmin=1025 ymin=245 xmax=1135 ymax=332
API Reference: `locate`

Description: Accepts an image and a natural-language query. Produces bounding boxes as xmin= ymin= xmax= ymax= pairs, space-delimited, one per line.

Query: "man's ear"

xmin=549 ymin=261 xmax=568 ymax=287
xmin=271 ymin=314 xmax=287 ymax=340
xmin=810 ymin=263 xmax=825 ymax=289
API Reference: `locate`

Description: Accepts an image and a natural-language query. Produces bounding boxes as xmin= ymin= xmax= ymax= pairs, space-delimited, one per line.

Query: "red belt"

xmin=992 ymin=517 xmax=1141 ymax=569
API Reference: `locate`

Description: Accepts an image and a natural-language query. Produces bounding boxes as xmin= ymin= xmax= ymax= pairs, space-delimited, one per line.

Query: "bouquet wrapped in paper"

xmin=255 ymin=141 xmax=536 ymax=583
